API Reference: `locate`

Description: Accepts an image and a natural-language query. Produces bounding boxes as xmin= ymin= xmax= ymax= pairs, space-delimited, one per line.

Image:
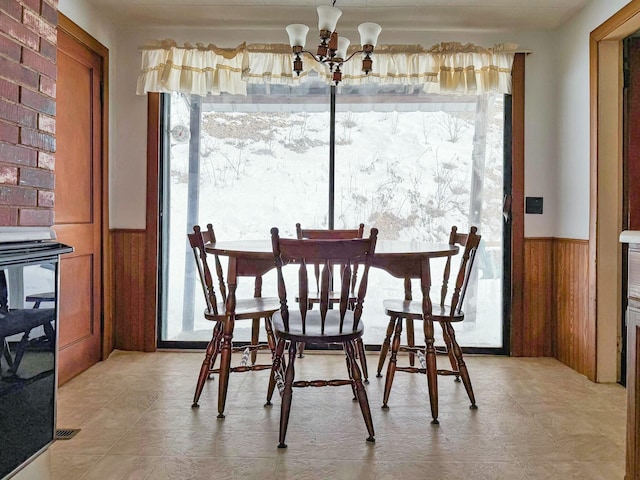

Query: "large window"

xmin=159 ymin=82 xmax=507 ymax=350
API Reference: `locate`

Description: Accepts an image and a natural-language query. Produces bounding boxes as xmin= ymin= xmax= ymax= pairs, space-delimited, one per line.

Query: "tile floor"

xmin=50 ymin=351 xmax=626 ymax=479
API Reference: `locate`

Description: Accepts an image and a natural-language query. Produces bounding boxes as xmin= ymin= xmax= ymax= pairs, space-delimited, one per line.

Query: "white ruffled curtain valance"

xmin=137 ymin=40 xmax=518 ymax=96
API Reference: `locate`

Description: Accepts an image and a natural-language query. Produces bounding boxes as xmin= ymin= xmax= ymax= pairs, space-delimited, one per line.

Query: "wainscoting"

xmin=112 ymin=229 xmax=155 ymax=352
xmin=522 ymin=238 xmax=554 ymax=357
xmin=110 ymin=230 xmax=597 ymax=379
xmin=553 ymin=238 xmax=594 ymax=380
xmin=523 ymin=237 xmax=594 ymax=380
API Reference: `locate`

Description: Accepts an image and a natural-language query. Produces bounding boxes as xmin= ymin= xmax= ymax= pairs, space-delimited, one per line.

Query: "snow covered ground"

xmin=163 ymin=91 xmax=504 ymax=349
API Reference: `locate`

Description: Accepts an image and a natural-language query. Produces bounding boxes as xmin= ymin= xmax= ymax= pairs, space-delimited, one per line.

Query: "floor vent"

xmin=55 ymin=428 xmax=80 ymax=440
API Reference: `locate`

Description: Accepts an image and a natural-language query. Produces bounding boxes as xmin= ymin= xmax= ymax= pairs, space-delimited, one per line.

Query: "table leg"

xmin=420 ymin=258 xmax=439 ymax=425
xmin=217 ymin=259 xmax=238 ymax=419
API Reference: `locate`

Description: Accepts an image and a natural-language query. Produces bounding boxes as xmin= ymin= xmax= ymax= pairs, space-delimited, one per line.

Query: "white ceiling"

xmin=86 ymin=0 xmax=592 ymax=32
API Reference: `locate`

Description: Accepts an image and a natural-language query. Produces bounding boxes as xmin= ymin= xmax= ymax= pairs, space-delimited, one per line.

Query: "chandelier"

xmin=285 ymin=1 xmax=382 ymax=85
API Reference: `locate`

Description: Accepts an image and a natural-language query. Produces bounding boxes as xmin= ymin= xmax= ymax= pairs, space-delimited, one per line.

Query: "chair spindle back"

xmin=440 ymin=226 xmax=481 ymax=316
xmin=271 ymin=227 xmax=378 ymax=334
xmin=295 ymin=223 xmax=365 ymax=296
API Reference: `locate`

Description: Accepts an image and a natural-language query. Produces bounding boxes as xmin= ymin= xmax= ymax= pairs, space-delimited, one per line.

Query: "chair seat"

xmin=205 ymin=297 xmax=280 ymax=321
xmin=272 ymin=310 xmax=364 ymax=343
xmin=383 ymin=299 xmax=464 ymax=322
xmin=0 ymin=308 xmax=55 ymax=338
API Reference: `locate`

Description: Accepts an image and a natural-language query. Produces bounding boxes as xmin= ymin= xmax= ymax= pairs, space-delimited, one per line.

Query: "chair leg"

xmin=11 ymin=331 xmax=31 ymax=375
xmin=345 ymin=346 xmax=358 ymax=401
xmin=440 ymin=321 xmax=460 ymax=382
xmin=423 ymin=318 xmax=439 ymax=424
xmin=251 ymin=318 xmax=260 ymax=365
xmin=268 ymin=337 xmax=287 ymax=405
xmin=1 ymin=337 xmax=14 ymax=371
xmin=264 ymin=318 xmax=277 ymax=406
xmin=297 ymin=342 xmax=306 ymax=358
xmin=346 ymin=340 xmax=375 ymax=443
xmin=278 ymin=341 xmax=298 ymax=449
xmin=406 ymin=318 xmax=415 ymax=367
xmin=382 ymin=317 xmax=402 ymax=409
xmin=207 ymin=322 xmax=224 ymax=377
xmin=356 ymin=337 xmax=369 ymax=384
xmin=376 ymin=316 xmax=396 ymax=377
xmin=192 ymin=322 xmax=223 ymax=408
xmin=217 ymin=316 xmax=235 ymax=419
xmin=443 ymin=322 xmax=476 ymax=409
xmin=43 ymin=321 xmax=55 ymax=345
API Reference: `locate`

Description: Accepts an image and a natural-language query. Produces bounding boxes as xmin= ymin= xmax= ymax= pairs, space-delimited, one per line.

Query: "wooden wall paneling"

xmin=523 ymin=238 xmax=554 ymax=356
xmin=112 ymin=229 xmax=147 ymax=350
xmin=554 ymin=239 xmax=595 ymax=379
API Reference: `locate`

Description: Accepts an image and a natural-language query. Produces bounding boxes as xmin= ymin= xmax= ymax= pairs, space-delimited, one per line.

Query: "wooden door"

xmin=55 ymin=20 xmax=105 ymax=384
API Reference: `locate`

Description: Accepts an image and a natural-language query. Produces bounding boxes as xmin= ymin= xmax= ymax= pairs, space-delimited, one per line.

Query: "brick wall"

xmin=0 ymin=0 xmax=57 ymax=226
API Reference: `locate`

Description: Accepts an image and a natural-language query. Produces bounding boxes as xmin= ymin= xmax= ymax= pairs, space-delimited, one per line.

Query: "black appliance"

xmin=0 ymin=227 xmax=72 ymax=479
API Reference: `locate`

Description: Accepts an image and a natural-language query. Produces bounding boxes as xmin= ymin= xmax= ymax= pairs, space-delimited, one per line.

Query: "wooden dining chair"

xmin=188 ymin=224 xmax=280 ymax=415
xmin=269 ymin=226 xmax=378 ymax=448
xmin=376 ymin=225 xmax=481 ymax=424
xmin=294 ymin=223 xmax=367 ymax=372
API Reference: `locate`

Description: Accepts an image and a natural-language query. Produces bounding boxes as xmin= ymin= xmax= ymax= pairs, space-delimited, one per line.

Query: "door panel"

xmin=55 ymin=27 xmax=103 ymax=384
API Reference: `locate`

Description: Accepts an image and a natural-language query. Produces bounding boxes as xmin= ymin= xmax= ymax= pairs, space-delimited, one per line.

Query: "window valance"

xmin=137 ymin=40 xmax=518 ymax=96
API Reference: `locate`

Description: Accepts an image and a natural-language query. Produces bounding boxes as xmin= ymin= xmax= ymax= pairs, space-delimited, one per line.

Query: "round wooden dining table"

xmin=204 ymin=238 xmax=459 ymax=421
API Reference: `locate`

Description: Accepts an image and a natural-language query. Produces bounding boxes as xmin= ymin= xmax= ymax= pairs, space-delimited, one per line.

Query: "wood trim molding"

xmin=589 ymin=2 xmax=640 ymax=383
xmin=553 ymin=238 xmax=589 ymax=245
xmin=58 ymin=15 xmax=109 ymax=56
xmin=510 ymin=53 xmax=526 ymax=356
xmin=110 ymin=228 xmax=146 ymax=234
xmin=591 ymin=0 xmax=640 ymax=41
xmin=144 ymin=93 xmax=161 ymax=352
xmin=57 ymin=14 xmax=113 ymax=359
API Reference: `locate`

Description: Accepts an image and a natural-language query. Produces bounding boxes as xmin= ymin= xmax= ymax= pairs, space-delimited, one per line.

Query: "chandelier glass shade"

xmin=285 ymin=3 xmax=382 ymax=84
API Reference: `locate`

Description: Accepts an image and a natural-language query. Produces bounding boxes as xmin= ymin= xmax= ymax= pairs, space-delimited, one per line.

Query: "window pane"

xmin=164 ymin=88 xmax=330 ymax=342
xmin=333 ymin=93 xmax=504 ymax=347
xmin=161 ymin=87 xmax=505 ymax=349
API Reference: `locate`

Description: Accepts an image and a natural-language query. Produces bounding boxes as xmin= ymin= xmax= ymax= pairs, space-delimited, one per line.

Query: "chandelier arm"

xmin=301 ymin=50 xmax=322 ymax=64
xmin=341 ymin=49 xmax=365 ymax=64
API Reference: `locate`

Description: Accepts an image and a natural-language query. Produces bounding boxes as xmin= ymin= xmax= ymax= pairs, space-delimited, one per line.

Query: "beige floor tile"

xmin=78 ymin=455 xmax=159 ymax=480
xmin=49 ymin=351 xmax=627 ymax=479
xmin=148 ymin=456 xmax=278 ymax=480
xmin=49 ymin=453 xmax=102 ymax=480
xmin=555 ymin=433 xmax=625 ymax=462
xmin=49 ymin=426 xmax=128 ymax=456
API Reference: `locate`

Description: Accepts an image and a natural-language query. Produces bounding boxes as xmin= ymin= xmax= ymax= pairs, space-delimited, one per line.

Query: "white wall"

xmin=57 ymin=0 xmax=119 ymax=228
xmin=555 ymin=0 xmax=630 ymax=239
xmin=55 ymin=0 xmax=639 ymax=235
